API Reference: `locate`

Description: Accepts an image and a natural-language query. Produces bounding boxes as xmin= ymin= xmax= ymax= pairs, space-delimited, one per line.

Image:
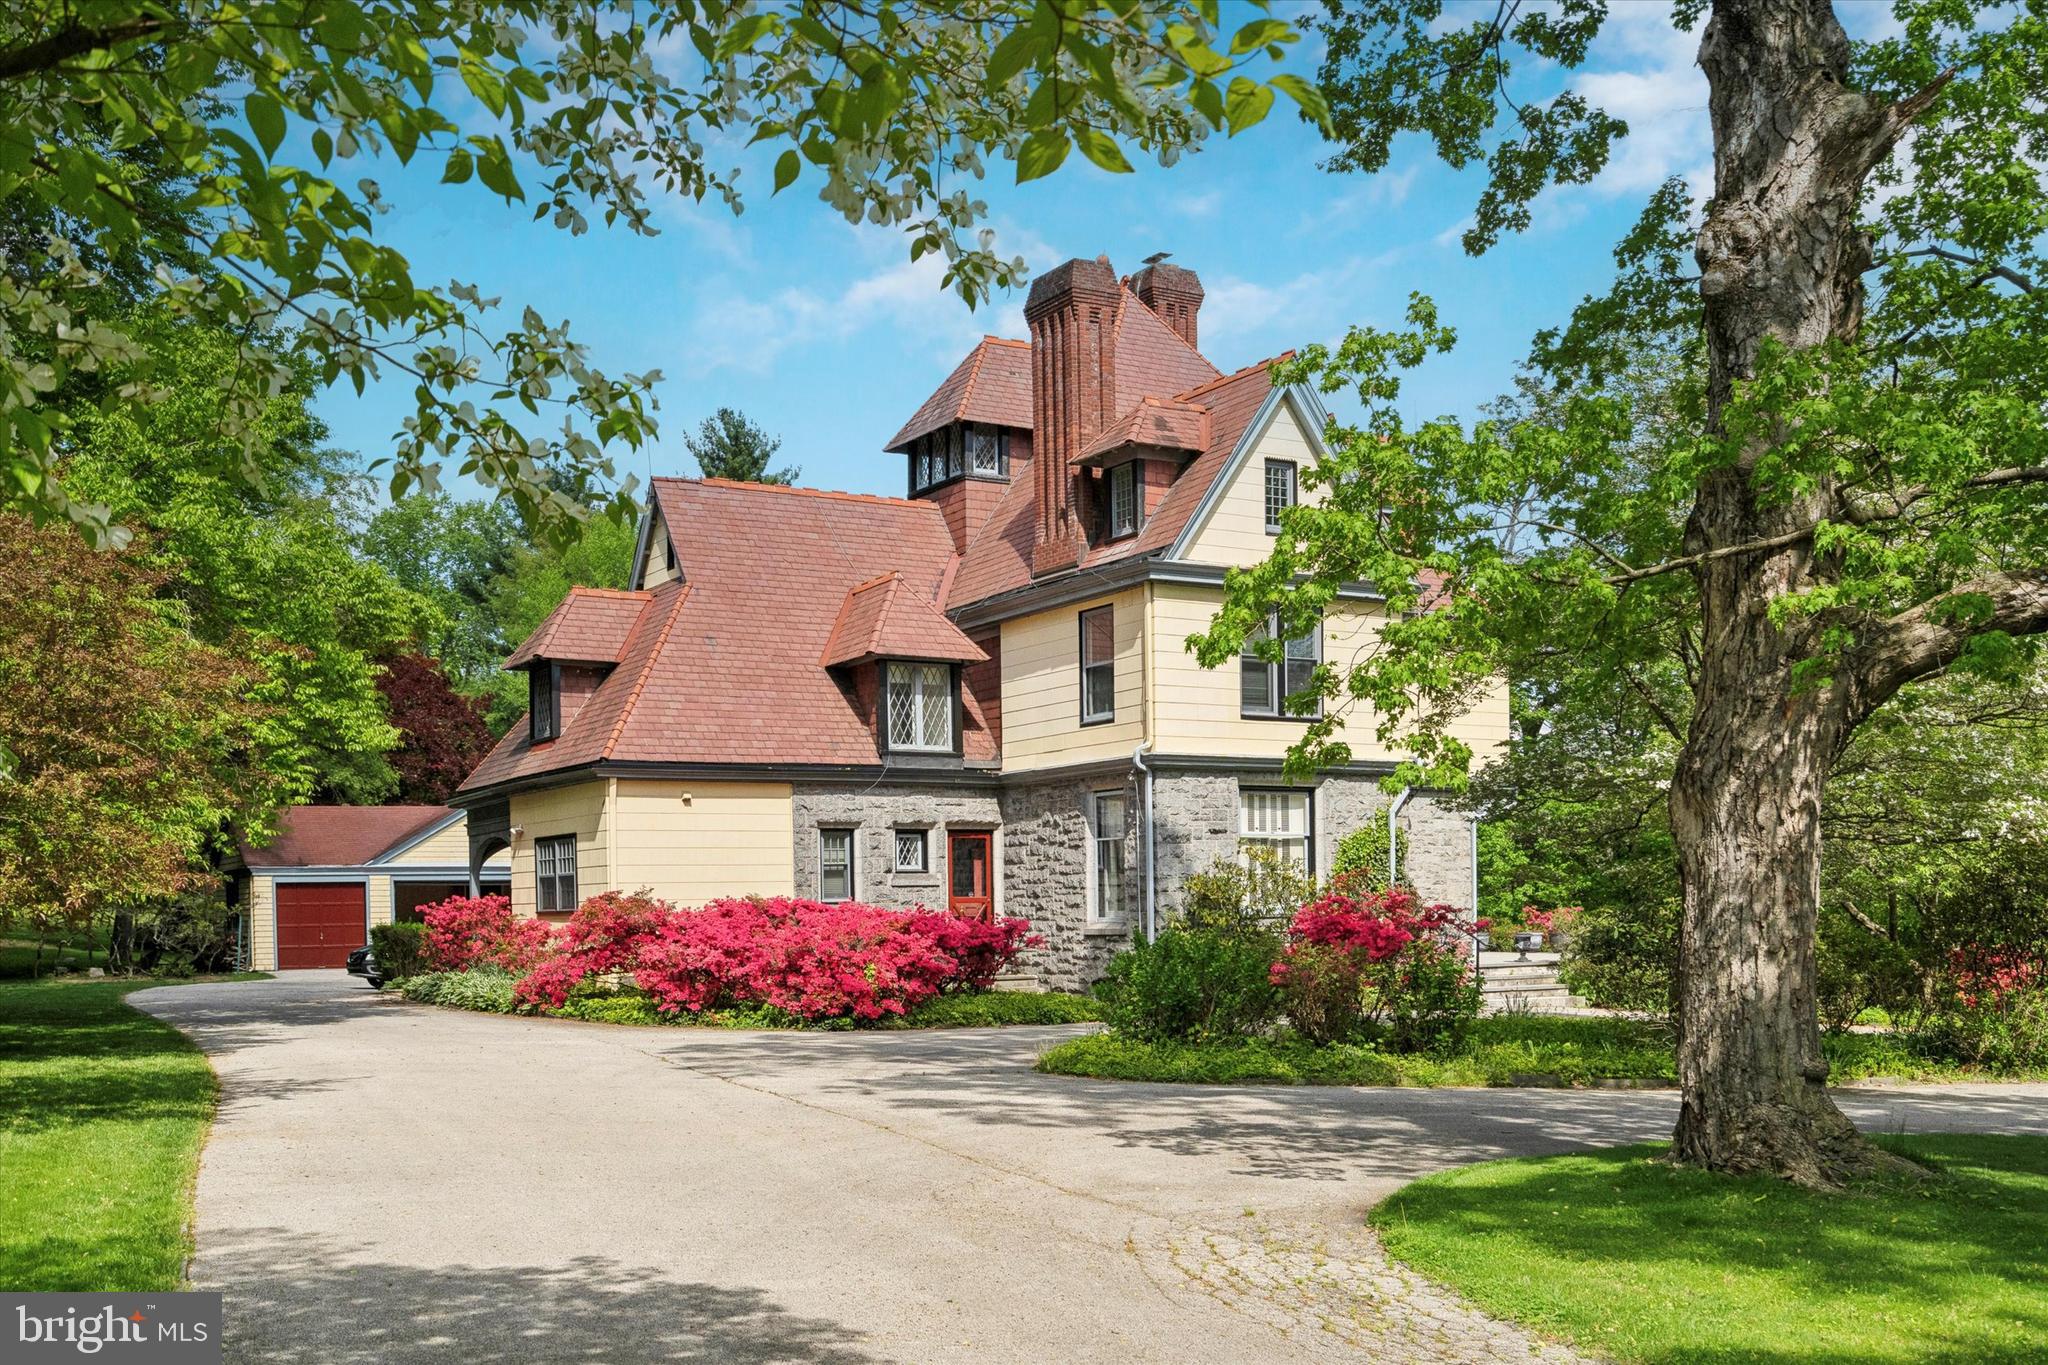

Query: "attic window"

xmin=529 ymin=665 xmax=559 ymax=742
xmin=1264 ymin=459 xmax=1297 ymax=533
xmin=910 ymin=424 xmax=1008 ymax=494
xmin=1106 ymin=462 xmax=1139 ymax=539
xmin=884 ymin=661 xmax=954 ymax=752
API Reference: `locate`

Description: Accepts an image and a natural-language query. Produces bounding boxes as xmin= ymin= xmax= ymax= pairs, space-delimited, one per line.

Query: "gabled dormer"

xmin=501 ymin=587 xmax=651 ymax=743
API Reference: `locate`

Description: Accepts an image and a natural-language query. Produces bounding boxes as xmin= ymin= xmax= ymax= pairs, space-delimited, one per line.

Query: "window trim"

xmin=1239 ymin=612 xmax=1323 ymax=720
xmin=893 ymin=827 xmax=929 ymax=874
xmin=1078 ymin=605 xmax=1116 ymax=726
xmin=528 ymin=663 xmax=561 ymax=743
xmin=1239 ymin=788 xmax=1315 ymax=878
xmin=908 ymin=424 xmax=1011 ymax=495
xmin=818 ymin=827 xmax=856 ymax=902
xmin=534 ymin=833 xmax=578 ymax=914
xmin=880 ymin=660 xmax=960 ymax=755
xmin=1264 ymin=458 xmax=1297 ymax=534
xmin=1088 ymin=789 xmax=1129 ymax=924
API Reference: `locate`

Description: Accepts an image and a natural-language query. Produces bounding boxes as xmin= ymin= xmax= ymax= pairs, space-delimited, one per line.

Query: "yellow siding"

xmin=508 ymin=781 xmax=612 ymax=917
xmin=368 ymin=876 xmax=393 ymax=930
xmin=998 ymin=586 xmax=1147 ymax=773
xmin=612 ymin=780 xmax=794 ymax=904
xmin=1178 ymin=401 xmax=1322 ymax=568
xmin=249 ymin=874 xmax=274 ymax=971
xmin=1149 ymin=582 xmax=1511 ymax=764
xmin=642 ymin=511 xmax=679 ymax=588
xmin=387 ymin=817 xmax=469 ymax=866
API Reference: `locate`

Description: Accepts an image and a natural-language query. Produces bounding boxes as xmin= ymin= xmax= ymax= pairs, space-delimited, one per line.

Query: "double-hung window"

xmin=885 ymin=662 xmax=953 ymax=752
xmin=1264 ymin=459 xmax=1297 ymax=533
xmin=894 ymin=828 xmax=929 ymax=874
xmin=1239 ymin=613 xmax=1321 ymax=718
xmin=819 ymin=829 xmax=855 ymax=901
xmin=1106 ymin=462 xmax=1139 ymax=538
xmin=1079 ymin=606 xmax=1115 ymax=725
xmin=1090 ymin=792 xmax=1128 ymax=922
xmin=535 ymin=834 xmax=577 ymax=913
xmin=1241 ymin=791 xmax=1312 ymax=873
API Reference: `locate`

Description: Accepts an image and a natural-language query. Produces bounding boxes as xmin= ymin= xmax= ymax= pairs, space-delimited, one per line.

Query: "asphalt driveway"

xmin=135 ymin=973 xmax=2048 ymax=1364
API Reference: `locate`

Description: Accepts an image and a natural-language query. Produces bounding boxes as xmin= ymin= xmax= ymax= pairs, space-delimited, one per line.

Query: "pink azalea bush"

xmin=1270 ymin=879 xmax=1483 ymax=1051
xmin=419 ymin=895 xmax=558 ymax=973
xmin=508 ymin=893 xmax=1038 ymax=1022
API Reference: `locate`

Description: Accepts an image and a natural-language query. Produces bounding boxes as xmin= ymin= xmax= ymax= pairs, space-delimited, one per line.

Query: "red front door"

xmin=275 ymin=882 xmax=367 ymax=969
xmin=948 ymin=831 xmax=993 ymax=921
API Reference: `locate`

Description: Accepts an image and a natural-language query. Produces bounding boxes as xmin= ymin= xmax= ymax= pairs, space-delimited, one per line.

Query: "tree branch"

xmin=0 ymin=18 xmax=169 ymax=81
xmin=1896 ymin=246 xmax=2037 ymax=295
xmin=1850 ymin=568 xmax=2048 ymax=708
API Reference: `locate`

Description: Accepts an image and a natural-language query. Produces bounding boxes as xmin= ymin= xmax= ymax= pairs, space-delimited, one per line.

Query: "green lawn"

xmin=0 ymin=977 xmax=221 ymax=1290
xmin=1036 ymin=1014 xmax=2046 ymax=1087
xmin=1371 ymin=1134 xmax=2048 ymax=1364
xmin=0 ymin=937 xmax=108 ymax=979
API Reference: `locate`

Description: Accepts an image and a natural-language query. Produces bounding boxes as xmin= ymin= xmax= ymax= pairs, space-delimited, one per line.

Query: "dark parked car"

xmin=346 ymin=944 xmax=383 ymax=988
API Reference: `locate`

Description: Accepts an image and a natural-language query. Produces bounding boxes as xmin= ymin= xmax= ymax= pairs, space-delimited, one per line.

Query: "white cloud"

xmin=1573 ymin=7 xmax=1712 ymax=200
xmin=1172 ymin=189 xmax=1224 ymax=219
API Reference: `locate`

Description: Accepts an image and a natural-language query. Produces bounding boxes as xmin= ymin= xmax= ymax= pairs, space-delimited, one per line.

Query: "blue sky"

xmin=310 ymin=6 xmax=1890 ymax=504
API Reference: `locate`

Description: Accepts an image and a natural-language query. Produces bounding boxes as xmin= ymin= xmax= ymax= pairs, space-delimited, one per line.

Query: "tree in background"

xmin=0 ymin=516 xmax=270 ymax=956
xmin=2 ymin=1 xmax=1319 ymax=547
xmin=358 ymin=494 xmax=524 ymax=692
xmin=375 ymin=653 xmax=497 ymax=804
xmin=58 ymin=314 xmax=430 ymax=803
xmin=482 ymin=515 xmax=638 ymax=730
xmin=685 ymin=408 xmax=800 ymax=485
xmin=1202 ymin=1 xmax=2047 ymax=1182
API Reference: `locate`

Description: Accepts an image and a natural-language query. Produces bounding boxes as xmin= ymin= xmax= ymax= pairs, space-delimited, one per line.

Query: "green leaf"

xmin=1224 ymin=77 xmax=1275 ymax=135
xmin=441 ymin=147 xmax=474 ymax=184
xmin=1074 ymin=129 xmax=1133 ymax=174
xmin=716 ymin=14 xmax=779 ymax=61
xmin=1015 ymin=130 xmax=1070 ymax=184
xmin=245 ymin=92 xmax=286 ymax=160
xmin=773 ymin=148 xmax=799 ymax=192
xmin=1228 ymin=19 xmax=1296 ymax=55
xmin=986 ymin=30 xmax=1042 ymax=87
xmin=473 ymin=140 xmax=522 ymax=200
xmin=1270 ymin=73 xmax=1330 ymax=129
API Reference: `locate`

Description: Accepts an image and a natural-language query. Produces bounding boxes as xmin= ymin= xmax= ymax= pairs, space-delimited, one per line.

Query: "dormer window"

xmin=1106 ymin=462 xmax=1139 ymax=539
xmin=909 ymin=424 xmax=1009 ymax=494
xmin=883 ymin=661 xmax=955 ymax=752
xmin=529 ymin=665 xmax=559 ymax=742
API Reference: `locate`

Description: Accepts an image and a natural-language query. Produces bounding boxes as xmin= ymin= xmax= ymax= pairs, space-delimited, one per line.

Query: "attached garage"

xmin=275 ymin=882 xmax=368 ymax=969
xmin=229 ymin=806 xmax=511 ymax=971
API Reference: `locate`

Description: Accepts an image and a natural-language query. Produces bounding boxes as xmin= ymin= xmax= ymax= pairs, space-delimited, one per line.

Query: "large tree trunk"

xmin=1668 ymin=0 xmax=1928 ymax=1181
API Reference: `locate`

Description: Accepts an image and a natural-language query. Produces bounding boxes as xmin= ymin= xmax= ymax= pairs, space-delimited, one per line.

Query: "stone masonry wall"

xmin=790 ymin=783 xmax=1001 ymax=911
xmin=1150 ymin=768 xmax=1475 ymax=920
xmin=997 ymin=772 xmax=1139 ymax=991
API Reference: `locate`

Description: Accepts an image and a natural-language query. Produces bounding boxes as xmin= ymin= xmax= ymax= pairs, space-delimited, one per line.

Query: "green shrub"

xmin=1271 ymin=941 xmax=1366 ymax=1046
xmin=895 ymin=990 xmax=1105 ymax=1028
xmin=1097 ymin=928 xmax=1281 ymax=1043
xmin=1909 ymin=986 xmax=2048 ymax=1072
xmin=1814 ymin=907 xmax=1921 ymax=1033
xmin=1379 ymin=937 xmax=1483 ymax=1053
xmin=1176 ymin=846 xmax=1312 ymax=937
xmin=398 ymin=967 xmax=516 ymax=1013
xmin=369 ymin=922 xmax=428 ymax=985
xmin=1331 ymin=811 xmax=1408 ymax=890
xmin=1558 ymin=900 xmax=1677 ymax=1012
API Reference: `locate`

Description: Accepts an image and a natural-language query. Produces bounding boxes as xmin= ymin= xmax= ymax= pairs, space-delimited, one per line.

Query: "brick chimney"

xmin=1025 ymin=254 xmax=1121 ymax=577
xmin=1131 ymin=256 xmax=1203 ymax=350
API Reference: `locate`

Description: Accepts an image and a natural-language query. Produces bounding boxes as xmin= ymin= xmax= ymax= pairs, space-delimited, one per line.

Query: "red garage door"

xmin=276 ymin=882 xmax=366 ymax=969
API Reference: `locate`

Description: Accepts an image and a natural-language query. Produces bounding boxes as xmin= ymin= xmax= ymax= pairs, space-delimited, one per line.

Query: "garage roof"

xmin=238 ymin=806 xmax=457 ymax=869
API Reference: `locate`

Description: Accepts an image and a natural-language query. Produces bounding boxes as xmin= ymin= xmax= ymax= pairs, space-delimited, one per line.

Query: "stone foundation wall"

xmin=789 ymin=783 xmax=1001 ymax=911
xmin=997 ymin=772 xmax=1139 ymax=991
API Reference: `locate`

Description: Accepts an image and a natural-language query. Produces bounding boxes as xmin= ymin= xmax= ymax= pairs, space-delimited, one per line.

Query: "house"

xmin=228 ymin=805 xmax=510 ymax=970
xmin=452 ymin=254 xmax=1508 ymax=989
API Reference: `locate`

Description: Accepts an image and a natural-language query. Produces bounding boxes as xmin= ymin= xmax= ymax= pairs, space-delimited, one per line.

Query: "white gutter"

xmin=1388 ymin=786 xmax=1412 ymax=889
xmin=1133 ymin=741 xmax=1156 ymax=940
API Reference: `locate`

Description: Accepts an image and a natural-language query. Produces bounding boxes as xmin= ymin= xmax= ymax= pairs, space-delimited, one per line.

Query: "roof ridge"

xmin=957 ymin=340 xmax=994 ymax=423
xmin=982 ymin=335 xmax=1029 ymax=348
xmin=676 ymin=477 xmax=932 ymax=510
xmin=847 ymin=569 xmax=903 ymax=594
xmin=1172 ymin=351 xmax=1294 ymax=402
xmin=566 ymin=585 xmax=653 ymax=600
xmin=600 ymin=583 xmax=690 ymax=762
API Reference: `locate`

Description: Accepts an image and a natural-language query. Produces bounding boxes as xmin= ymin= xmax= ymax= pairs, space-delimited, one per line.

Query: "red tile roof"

xmin=1109 ymin=286 xmax=1219 ymax=413
xmin=459 ymin=478 xmax=991 ymax=793
xmin=1075 ymin=397 xmax=1211 ymax=466
xmin=820 ymin=572 xmax=989 ymax=668
xmin=886 ymin=337 xmax=1033 ymax=450
xmin=239 ymin=805 xmax=455 ymax=868
xmin=503 ymin=587 xmax=652 ymax=667
xmin=947 ymin=356 xmax=1285 ymax=610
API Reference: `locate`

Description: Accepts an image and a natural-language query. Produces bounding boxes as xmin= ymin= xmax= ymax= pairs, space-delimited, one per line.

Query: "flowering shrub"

xmin=419 ymin=895 xmax=557 ymax=973
xmin=1521 ymin=906 xmax=1580 ymax=937
xmin=1269 ymin=881 xmax=1482 ymax=1052
xmin=510 ymin=893 xmax=1037 ymax=1022
xmin=1949 ymin=948 xmax=2044 ymax=1009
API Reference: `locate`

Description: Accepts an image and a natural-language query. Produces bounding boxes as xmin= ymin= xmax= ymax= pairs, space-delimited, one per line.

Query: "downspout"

xmin=1133 ymin=741 xmax=1156 ymax=940
xmin=1469 ymin=813 xmax=1483 ymax=988
xmin=1387 ymin=786 xmax=1412 ymax=889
